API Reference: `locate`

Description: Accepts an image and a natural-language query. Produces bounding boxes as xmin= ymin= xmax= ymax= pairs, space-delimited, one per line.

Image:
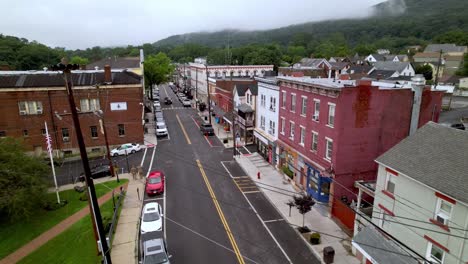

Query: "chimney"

xmin=409 ymin=74 xmax=426 ymax=135
xmin=104 ymin=65 xmax=112 ymax=83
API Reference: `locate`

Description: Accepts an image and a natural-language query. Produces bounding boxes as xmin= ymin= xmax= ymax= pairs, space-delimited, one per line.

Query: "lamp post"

xmin=50 ymin=61 xmax=112 ymax=263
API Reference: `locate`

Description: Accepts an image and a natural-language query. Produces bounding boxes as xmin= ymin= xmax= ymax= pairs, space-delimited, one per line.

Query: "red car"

xmin=146 ymin=171 xmax=165 ymax=195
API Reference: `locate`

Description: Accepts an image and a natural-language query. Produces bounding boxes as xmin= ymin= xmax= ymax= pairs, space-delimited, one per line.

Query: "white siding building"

xmin=353 ymin=122 xmax=468 ymax=264
xmin=254 ymin=77 xmax=280 ymax=165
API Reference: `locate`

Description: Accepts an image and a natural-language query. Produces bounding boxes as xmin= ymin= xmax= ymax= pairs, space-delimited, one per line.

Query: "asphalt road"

xmin=138 ymin=84 xmax=319 ymax=264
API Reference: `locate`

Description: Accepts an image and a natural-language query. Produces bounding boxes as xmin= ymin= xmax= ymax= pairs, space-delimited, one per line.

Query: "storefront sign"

xmin=254 ymin=130 xmax=268 ymax=144
xmin=110 ymin=102 xmax=127 ymax=111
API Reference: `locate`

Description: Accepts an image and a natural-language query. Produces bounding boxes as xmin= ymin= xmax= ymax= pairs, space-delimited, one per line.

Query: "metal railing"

xmin=108 ymin=188 xmax=125 ymax=247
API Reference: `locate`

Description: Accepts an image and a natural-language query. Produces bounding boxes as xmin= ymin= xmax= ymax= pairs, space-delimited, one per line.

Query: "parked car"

xmin=153 ymin=101 xmax=161 ymax=107
xmin=164 ymin=97 xmax=172 ymax=105
xmin=182 ymin=99 xmax=191 ymax=107
xmin=154 ymin=95 xmax=160 ymax=101
xmin=141 ymin=202 xmax=163 ymax=234
xmin=156 ymin=122 xmax=168 ymax=137
xmin=142 ymin=238 xmax=171 ymax=264
xmin=156 ymin=116 xmax=165 ymax=124
xmin=110 ymin=143 xmax=141 ymax=156
xmin=179 ymin=96 xmax=187 ymax=102
xmin=79 ymin=164 xmax=111 ymax=182
xmin=146 ymin=170 xmax=165 ymax=194
xmin=154 ymin=106 xmax=162 ymax=112
xmin=155 ymin=111 xmax=164 ymax=120
xmin=200 ymin=123 xmax=214 ymax=136
xmin=451 ymin=123 xmax=466 ymax=130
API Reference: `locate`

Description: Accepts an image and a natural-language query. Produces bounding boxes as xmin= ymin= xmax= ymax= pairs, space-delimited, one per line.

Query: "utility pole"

xmin=206 ymin=63 xmax=212 ymax=124
xmin=434 ymin=49 xmax=443 ymax=88
xmin=51 ymin=62 xmax=112 ymax=263
xmin=195 ymin=67 xmax=198 ymax=108
xmin=232 ymin=112 xmax=236 ymax=157
xmin=96 ymin=86 xmax=117 ymax=182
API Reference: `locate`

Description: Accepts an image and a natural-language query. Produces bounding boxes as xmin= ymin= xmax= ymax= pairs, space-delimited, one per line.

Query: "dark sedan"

xmin=79 ymin=164 xmax=112 ymax=182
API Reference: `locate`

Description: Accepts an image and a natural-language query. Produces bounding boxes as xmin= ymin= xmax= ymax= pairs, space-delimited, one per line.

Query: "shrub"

xmin=282 ymin=166 xmax=294 ymax=179
xmin=310 ymin=232 xmax=321 ymax=245
xmin=79 ymin=192 xmax=89 ymax=201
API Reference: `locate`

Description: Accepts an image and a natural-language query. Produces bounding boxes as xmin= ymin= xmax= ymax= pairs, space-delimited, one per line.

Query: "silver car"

xmin=142 ymin=238 xmax=171 ymax=264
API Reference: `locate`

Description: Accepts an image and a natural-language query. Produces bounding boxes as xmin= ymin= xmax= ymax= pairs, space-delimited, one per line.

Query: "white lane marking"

xmin=263 ymin=219 xmax=285 ymax=223
xmin=144 ymin=197 xmax=164 ymax=201
xmin=220 ymin=161 xmax=234 ymax=179
xmin=164 ymin=174 xmax=167 ymax=241
xmin=242 ymin=146 xmax=251 ymax=154
xmin=146 ymin=145 xmax=157 ymax=178
xmin=140 ymin=147 xmax=148 ymax=167
xmin=243 ymin=191 xmax=261 ymax=194
xmin=220 ymin=161 xmax=293 ymax=264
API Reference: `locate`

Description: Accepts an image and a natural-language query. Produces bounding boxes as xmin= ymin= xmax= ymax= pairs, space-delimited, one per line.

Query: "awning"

xmin=212 ymin=105 xmax=226 ymax=117
xmin=352 ymin=226 xmax=419 ymax=264
xmin=223 ymin=112 xmax=234 ymax=124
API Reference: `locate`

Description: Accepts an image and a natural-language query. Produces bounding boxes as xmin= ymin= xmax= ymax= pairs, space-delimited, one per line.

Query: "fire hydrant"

xmin=257 ymin=171 xmax=261 ymax=179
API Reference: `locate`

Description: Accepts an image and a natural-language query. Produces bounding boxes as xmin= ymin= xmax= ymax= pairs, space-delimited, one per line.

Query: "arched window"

xmin=245 ymin=70 xmax=250 ymax=77
xmin=253 ymin=70 xmax=258 ymax=76
xmin=215 ymin=71 xmax=219 ymax=77
xmin=238 ymin=70 xmax=242 ymax=76
xmin=230 ymin=71 xmax=234 ymax=77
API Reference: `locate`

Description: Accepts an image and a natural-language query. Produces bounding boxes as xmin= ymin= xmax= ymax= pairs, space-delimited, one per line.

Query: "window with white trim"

xmin=385 ymin=172 xmax=396 ymax=194
xmin=80 ymin=98 xmax=100 ymax=112
xmin=301 ymin=96 xmax=307 ymax=116
xmin=435 ymin=199 xmax=452 ymax=225
xmin=325 ymin=138 xmax=333 ymax=160
xmin=260 ymin=94 xmax=266 ymax=107
xmin=299 ymin=126 xmax=305 ymax=145
xmin=269 ymin=120 xmax=275 ymax=135
xmin=62 ymin=128 xmax=70 ymax=142
xmin=311 ymin=131 xmax=318 ymax=152
xmin=118 ymin=124 xmax=125 ymax=136
xmin=280 ymin=118 xmax=285 ymax=135
xmin=270 ymin=97 xmax=276 ymax=111
xmin=282 ymin=91 xmax=286 ymax=108
xmin=260 ymin=116 xmax=265 ymax=130
xmin=328 ymin=103 xmax=335 ymax=127
xmin=18 ymin=101 xmax=43 ymax=115
xmin=313 ymin=99 xmax=320 ymax=121
xmin=426 ymin=242 xmax=444 ymax=264
xmin=289 ymin=122 xmax=295 ymax=140
xmin=290 ymin=94 xmax=296 ymax=112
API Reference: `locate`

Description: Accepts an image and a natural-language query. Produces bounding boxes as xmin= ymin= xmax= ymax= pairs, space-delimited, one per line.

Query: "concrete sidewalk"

xmin=198 ymin=111 xmax=235 ymax=148
xmin=110 ymin=174 xmax=145 ymax=264
xmin=236 ymin=153 xmax=359 ymax=264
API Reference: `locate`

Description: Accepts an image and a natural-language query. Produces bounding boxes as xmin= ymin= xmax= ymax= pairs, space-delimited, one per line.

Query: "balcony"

xmin=238 ymin=117 xmax=253 ymax=127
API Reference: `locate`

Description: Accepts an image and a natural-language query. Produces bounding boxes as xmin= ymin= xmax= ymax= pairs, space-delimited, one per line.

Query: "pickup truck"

xmin=200 ymin=123 xmax=215 ymax=136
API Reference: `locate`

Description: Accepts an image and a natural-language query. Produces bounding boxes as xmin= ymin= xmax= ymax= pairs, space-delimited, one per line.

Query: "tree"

xmin=415 ymin=64 xmax=433 ymax=80
xmin=433 ymin=30 xmax=468 ymax=46
xmin=293 ymin=194 xmax=315 ymax=229
xmin=144 ymin=52 xmax=175 ymax=94
xmin=69 ymin=56 xmax=89 ymax=65
xmin=457 ymin=53 xmax=468 ymax=76
xmin=0 ymin=138 xmax=49 ymax=221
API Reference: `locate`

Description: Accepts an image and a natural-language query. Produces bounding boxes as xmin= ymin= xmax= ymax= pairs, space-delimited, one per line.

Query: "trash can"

xmin=323 ymin=246 xmax=335 ymax=264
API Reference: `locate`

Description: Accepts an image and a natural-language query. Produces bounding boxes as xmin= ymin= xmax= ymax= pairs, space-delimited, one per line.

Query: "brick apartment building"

xmin=0 ymin=66 xmax=144 ymax=156
xmin=276 ymin=76 xmax=444 ymax=231
xmin=210 ymin=77 xmax=257 ymax=114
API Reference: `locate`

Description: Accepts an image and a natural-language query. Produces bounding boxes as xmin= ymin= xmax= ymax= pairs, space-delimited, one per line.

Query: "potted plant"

xmin=310 ymin=232 xmax=321 ymax=245
xmin=282 ymin=166 xmax=294 ymax=180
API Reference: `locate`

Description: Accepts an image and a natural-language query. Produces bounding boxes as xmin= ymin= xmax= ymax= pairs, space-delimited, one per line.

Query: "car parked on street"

xmin=156 ymin=122 xmax=168 ymax=137
xmin=154 ymin=105 xmax=162 ymax=112
xmin=200 ymin=123 xmax=215 ymax=136
xmin=79 ymin=163 xmax=112 ymax=182
xmin=146 ymin=170 xmax=165 ymax=194
xmin=155 ymin=111 xmax=164 ymax=121
xmin=110 ymin=143 xmax=141 ymax=156
xmin=140 ymin=202 xmax=163 ymax=234
xmin=142 ymin=238 xmax=171 ymax=264
xmin=164 ymin=97 xmax=172 ymax=105
xmin=182 ymin=99 xmax=191 ymax=107
xmin=153 ymin=101 xmax=161 ymax=107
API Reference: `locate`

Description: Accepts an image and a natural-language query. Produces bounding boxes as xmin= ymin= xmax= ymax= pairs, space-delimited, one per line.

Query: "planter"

xmin=310 ymin=232 xmax=321 ymax=245
xmin=297 ymin=226 xmax=311 ymax=233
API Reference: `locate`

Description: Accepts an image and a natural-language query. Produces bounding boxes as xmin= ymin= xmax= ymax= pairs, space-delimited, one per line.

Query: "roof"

xmin=294 ymin=58 xmax=328 ymax=69
xmin=234 ymin=83 xmax=258 ymax=96
xmin=329 ymin=62 xmax=349 ymax=70
xmin=278 ymin=76 xmax=356 ymax=89
xmin=353 ymin=226 xmax=418 ymax=264
xmin=424 ymin=44 xmax=467 ymax=53
xmin=376 ymin=122 xmax=468 ymax=204
xmin=373 ymin=61 xmax=412 ymax=74
xmin=0 ymin=70 xmax=141 ymax=88
xmin=368 ymin=70 xmax=397 ymax=79
xmin=368 ymin=53 xmax=386 ymax=61
xmin=444 ymin=55 xmax=464 ymax=62
xmin=348 ymin=64 xmax=374 ymax=74
xmin=86 ymin=57 xmax=140 ymax=70
xmin=439 ymin=74 xmax=461 ymax=84
xmin=238 ymin=103 xmax=253 ymax=113
xmin=413 ymin=52 xmax=440 ymax=59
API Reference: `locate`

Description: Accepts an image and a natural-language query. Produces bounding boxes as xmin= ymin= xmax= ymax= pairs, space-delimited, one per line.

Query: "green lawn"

xmin=19 ymin=198 xmax=123 ymax=264
xmin=0 ymin=179 xmax=127 ymax=260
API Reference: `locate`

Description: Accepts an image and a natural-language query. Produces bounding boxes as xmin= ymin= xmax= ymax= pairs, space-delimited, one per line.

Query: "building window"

xmin=90 ymin=126 xmax=98 ymax=138
xmin=301 ymin=96 xmax=307 ymax=116
xmin=118 ymin=124 xmax=125 ymax=136
xmin=311 ymin=131 xmax=318 ymax=152
xmin=435 ymin=199 xmax=453 ymax=225
xmin=41 ymin=129 xmax=46 ymax=136
xmin=300 ymin=126 xmax=305 ymax=146
xmin=385 ymin=172 xmax=396 ymax=194
xmin=281 ymin=118 xmax=285 ymax=135
xmin=269 ymin=121 xmax=275 ymax=135
xmin=313 ymin=99 xmax=320 ymax=121
xmin=289 ymin=122 xmax=295 ymax=140
xmin=260 ymin=116 xmax=265 ymax=130
xmin=80 ymin=98 xmax=100 ymax=112
xmin=270 ymin=97 xmax=276 ymax=111
xmin=282 ymin=91 xmax=286 ymax=108
xmin=0 ymin=131 xmax=6 ymax=137
xmin=325 ymin=138 xmax=333 ymax=160
xmin=261 ymin=94 xmax=266 ymax=107
xmin=328 ymin=103 xmax=335 ymax=127
xmin=290 ymin=94 xmax=296 ymax=112
xmin=427 ymin=243 xmax=445 ymax=264
xmin=23 ymin=129 xmax=29 ymax=137
xmin=62 ymin=128 xmax=70 ymax=142
xmin=18 ymin=101 xmax=43 ymax=115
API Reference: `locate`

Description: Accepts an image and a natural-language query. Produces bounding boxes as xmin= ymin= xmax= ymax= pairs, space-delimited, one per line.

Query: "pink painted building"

xmin=276 ymin=76 xmax=444 ymax=231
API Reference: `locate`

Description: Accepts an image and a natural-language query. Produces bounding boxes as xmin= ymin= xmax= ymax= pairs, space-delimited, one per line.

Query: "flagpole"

xmin=45 ymin=121 xmax=61 ymax=204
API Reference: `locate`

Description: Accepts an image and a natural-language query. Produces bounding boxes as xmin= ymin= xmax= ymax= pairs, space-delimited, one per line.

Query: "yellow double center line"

xmin=196 ymin=160 xmax=245 ymax=264
xmin=176 ymin=114 xmax=192 ymax=145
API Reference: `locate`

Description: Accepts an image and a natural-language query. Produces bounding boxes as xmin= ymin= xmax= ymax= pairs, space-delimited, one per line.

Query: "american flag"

xmin=45 ymin=134 xmax=52 ymax=154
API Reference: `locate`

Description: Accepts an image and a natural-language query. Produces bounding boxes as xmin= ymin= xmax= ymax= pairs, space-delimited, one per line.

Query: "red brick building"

xmin=210 ymin=77 xmax=257 ymax=114
xmin=0 ymin=67 xmax=144 ymax=156
xmin=276 ymin=76 xmax=444 ymax=231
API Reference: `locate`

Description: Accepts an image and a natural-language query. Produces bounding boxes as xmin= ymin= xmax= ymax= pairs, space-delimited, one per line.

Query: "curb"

xmin=235 ymin=155 xmax=325 ymax=263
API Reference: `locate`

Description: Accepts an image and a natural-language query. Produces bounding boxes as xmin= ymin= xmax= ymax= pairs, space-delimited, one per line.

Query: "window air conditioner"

xmin=63 ymin=137 xmax=70 ymax=142
xmin=19 ymin=110 xmax=27 ymax=115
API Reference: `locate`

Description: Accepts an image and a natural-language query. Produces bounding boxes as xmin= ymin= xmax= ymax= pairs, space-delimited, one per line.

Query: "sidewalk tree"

xmin=293 ymin=194 xmax=315 ymax=231
xmin=0 ymin=138 xmax=49 ymax=221
xmin=144 ymin=52 xmax=175 ymax=97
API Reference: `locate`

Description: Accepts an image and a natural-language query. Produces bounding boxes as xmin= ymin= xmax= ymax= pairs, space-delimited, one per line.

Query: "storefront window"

xmin=321 ymin=182 xmax=330 ymax=195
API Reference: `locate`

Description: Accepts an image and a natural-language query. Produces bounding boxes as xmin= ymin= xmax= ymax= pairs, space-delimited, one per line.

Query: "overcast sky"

xmin=0 ymin=0 xmax=384 ymax=50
